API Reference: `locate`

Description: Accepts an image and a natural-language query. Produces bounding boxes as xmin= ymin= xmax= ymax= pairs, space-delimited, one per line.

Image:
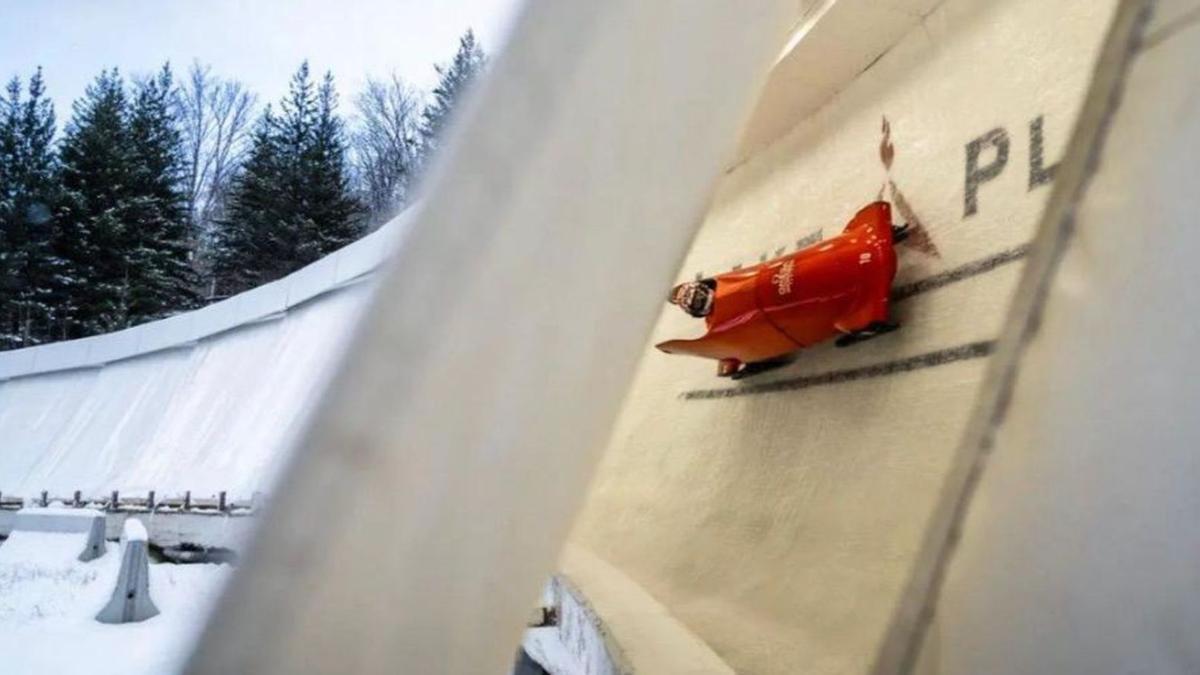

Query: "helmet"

xmin=669 ymin=281 xmax=714 ymax=318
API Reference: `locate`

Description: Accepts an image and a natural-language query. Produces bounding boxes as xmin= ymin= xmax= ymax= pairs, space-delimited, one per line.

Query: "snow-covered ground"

xmin=0 ymin=208 xmax=411 ymax=672
xmin=0 ymin=531 xmax=230 ymax=674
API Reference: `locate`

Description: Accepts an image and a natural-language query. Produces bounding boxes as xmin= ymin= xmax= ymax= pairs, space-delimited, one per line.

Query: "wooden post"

xmin=218 ymin=491 xmax=227 ymax=512
xmin=111 ymin=490 xmax=119 ymax=511
xmin=147 ymin=490 xmax=155 ymax=511
xmin=73 ymin=490 xmax=82 ymax=507
xmin=40 ymin=490 xmax=47 ymax=507
xmin=184 ymin=490 xmax=191 ymax=511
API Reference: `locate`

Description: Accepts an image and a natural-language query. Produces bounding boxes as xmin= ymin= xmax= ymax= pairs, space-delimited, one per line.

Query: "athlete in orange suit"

xmin=657 ymin=201 xmax=905 ymax=378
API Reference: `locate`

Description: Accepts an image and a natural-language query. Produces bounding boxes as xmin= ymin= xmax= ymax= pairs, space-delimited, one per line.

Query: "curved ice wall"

xmin=0 ymin=213 xmax=408 ymax=500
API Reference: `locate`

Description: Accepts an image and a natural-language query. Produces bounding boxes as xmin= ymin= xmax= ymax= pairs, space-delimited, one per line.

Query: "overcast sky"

xmin=0 ymin=0 xmax=520 ymax=118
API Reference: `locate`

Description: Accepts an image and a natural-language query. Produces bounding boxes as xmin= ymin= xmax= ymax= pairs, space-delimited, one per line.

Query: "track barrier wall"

xmin=0 ymin=207 xmax=409 ymax=500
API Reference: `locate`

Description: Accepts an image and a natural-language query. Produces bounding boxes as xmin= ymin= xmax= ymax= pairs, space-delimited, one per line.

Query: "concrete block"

xmin=183 ymin=292 xmax=254 ymax=343
xmin=59 ymin=334 xmax=107 ymax=369
xmin=333 ymin=220 xmax=407 ymax=285
xmin=0 ymin=345 xmax=36 ymax=380
xmin=79 ymin=513 xmax=107 ymax=562
xmin=28 ymin=339 xmax=91 ymax=374
xmin=13 ymin=506 xmax=108 ymax=562
xmin=85 ymin=326 xmax=145 ymax=366
xmin=14 ymin=505 xmax=103 ymax=533
xmin=106 ymin=511 xmax=257 ymax=550
xmin=233 ymin=278 xmax=290 ymax=326
xmin=283 ymin=253 xmax=340 ymax=308
xmin=96 ymin=519 xmax=159 ymax=624
xmin=331 ymin=245 xmax=372 ymax=286
xmin=135 ymin=311 xmax=196 ymax=355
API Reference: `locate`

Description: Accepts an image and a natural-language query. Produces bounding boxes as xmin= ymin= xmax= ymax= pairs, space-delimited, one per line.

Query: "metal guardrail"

xmin=0 ymin=489 xmax=258 ymax=516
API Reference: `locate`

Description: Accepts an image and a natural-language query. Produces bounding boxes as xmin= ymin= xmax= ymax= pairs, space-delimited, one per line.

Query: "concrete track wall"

xmin=568 ymin=1 xmax=1119 ymax=672
xmin=0 ymin=213 xmax=404 ymax=499
xmin=914 ymin=2 xmax=1200 ymax=671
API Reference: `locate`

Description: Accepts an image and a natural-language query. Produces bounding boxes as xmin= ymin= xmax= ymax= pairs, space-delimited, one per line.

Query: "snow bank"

xmin=0 ymin=531 xmax=230 ymax=674
xmin=122 ymin=517 xmax=147 ymax=542
xmin=0 ymin=530 xmax=94 ymax=567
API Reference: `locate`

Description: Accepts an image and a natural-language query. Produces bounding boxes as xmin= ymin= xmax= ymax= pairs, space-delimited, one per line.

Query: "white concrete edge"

xmin=772 ymin=0 xmax=838 ymax=65
xmin=0 ymin=208 xmax=413 ymax=383
xmin=867 ymin=2 xmax=1154 ymax=672
xmin=524 ymin=574 xmax=630 ymax=675
xmin=736 ymin=0 xmax=943 ymax=162
xmin=13 ymin=505 xmax=105 ymax=533
xmin=524 ymin=545 xmax=732 ymax=675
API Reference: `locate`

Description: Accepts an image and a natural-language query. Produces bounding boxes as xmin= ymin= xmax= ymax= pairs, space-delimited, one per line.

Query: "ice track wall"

xmin=0 ymin=216 xmax=406 ymax=499
xmin=913 ymin=2 xmax=1200 ymax=671
xmin=568 ymin=0 xmax=1120 ymax=673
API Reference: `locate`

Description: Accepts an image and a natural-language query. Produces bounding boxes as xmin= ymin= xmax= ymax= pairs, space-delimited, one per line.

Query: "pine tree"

xmin=212 ymin=63 xmax=361 ymax=296
xmin=0 ymin=77 xmax=21 ymax=347
xmin=303 ymin=73 xmax=361 ymax=257
xmin=211 ymin=107 xmax=282 ymax=295
xmin=124 ymin=64 xmax=198 ymax=322
xmin=418 ymin=29 xmax=486 ymax=162
xmin=274 ymin=61 xmax=320 ymax=273
xmin=51 ymin=65 xmax=198 ymax=338
xmin=0 ymin=68 xmax=64 ymax=347
xmin=56 ymin=69 xmax=133 ymax=336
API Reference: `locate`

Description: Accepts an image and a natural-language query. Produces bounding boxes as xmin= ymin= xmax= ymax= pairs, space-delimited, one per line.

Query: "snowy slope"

xmin=0 ymin=211 xmax=409 ymax=500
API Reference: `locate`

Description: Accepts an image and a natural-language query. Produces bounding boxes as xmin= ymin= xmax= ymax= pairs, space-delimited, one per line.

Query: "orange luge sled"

xmin=657 ymin=201 xmax=903 ymax=378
